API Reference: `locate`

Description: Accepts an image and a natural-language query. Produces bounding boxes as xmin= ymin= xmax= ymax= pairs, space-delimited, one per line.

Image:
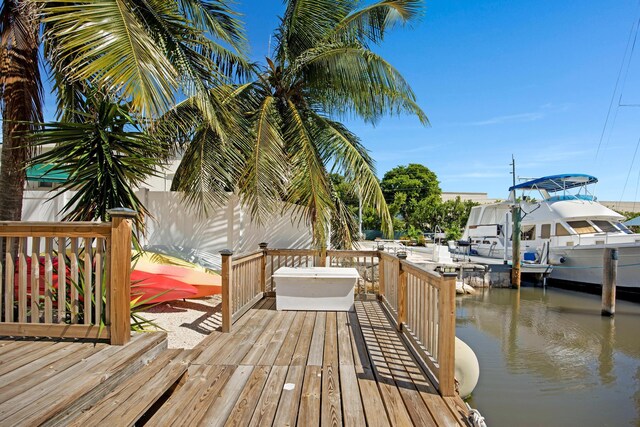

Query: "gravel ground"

xmin=139 ymin=294 xmax=222 ymax=349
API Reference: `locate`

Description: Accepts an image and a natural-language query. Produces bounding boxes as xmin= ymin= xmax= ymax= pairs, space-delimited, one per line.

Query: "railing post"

xmin=397 ymin=253 xmax=407 ymax=332
xmin=438 ymin=272 xmax=457 ymax=396
xmin=318 ymin=249 xmax=327 ymax=267
xmin=377 ymin=252 xmax=385 ymax=301
xmin=259 ymin=242 xmax=268 ymax=294
xmin=220 ymin=249 xmax=233 ymax=333
xmin=108 ymin=208 xmax=136 ymax=345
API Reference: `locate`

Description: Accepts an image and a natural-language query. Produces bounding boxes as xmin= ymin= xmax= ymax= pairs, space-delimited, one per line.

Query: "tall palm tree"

xmin=0 ymin=0 xmax=42 ymax=222
xmin=0 ymin=0 xmax=248 ymax=222
xmin=170 ymin=0 xmax=428 ymax=248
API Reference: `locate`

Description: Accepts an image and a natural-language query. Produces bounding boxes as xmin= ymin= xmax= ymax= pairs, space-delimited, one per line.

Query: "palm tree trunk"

xmin=0 ymin=0 xmax=43 ymax=222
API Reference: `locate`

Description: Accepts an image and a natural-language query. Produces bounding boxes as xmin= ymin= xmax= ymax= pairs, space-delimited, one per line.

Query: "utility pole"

xmin=510 ymin=155 xmax=521 ymax=288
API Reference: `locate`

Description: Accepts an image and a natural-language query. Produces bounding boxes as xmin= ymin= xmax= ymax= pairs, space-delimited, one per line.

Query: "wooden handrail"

xmin=0 ymin=213 xmax=134 ymax=345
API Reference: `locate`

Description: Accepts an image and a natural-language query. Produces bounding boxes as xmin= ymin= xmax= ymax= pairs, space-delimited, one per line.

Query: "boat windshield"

xmin=592 ymin=220 xmax=619 ymax=233
xmin=567 ymin=220 xmax=596 ymax=234
xmin=614 ymin=222 xmax=634 ymax=234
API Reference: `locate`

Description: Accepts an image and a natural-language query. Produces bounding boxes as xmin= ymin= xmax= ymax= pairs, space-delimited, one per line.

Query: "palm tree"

xmin=170 ymin=0 xmax=428 ymax=248
xmin=0 ymin=0 xmax=42 ymax=222
xmin=0 ymin=0 xmax=248 ymax=222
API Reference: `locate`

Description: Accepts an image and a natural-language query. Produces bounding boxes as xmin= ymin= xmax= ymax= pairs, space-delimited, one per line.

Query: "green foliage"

xmin=381 ymin=164 xmax=441 ymax=228
xmin=30 ymin=94 xmax=168 ymax=233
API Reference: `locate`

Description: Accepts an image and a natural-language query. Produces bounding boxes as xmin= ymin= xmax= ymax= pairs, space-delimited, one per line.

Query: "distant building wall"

xmin=441 ymin=192 xmax=499 ymax=204
xmin=600 ymin=201 xmax=640 ymax=213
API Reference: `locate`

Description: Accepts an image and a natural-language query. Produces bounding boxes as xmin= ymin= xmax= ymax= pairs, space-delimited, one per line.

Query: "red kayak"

xmin=130 ymin=270 xmax=198 ymax=304
xmin=13 ymin=257 xmax=197 ymax=304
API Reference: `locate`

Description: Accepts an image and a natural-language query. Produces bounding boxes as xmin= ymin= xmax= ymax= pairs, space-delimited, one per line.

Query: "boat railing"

xmin=221 ymin=245 xmax=457 ymax=396
xmin=0 ymin=212 xmax=134 ymax=345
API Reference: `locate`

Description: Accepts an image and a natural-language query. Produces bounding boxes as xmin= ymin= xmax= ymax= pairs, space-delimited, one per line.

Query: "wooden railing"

xmin=379 ymin=251 xmax=457 ymax=396
xmin=0 ymin=212 xmax=134 ymax=345
xmin=220 ymin=245 xmax=456 ymax=396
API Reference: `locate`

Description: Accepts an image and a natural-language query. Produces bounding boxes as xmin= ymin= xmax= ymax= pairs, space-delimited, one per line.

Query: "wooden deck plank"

xmin=0 ymin=341 xmax=59 ymax=376
xmin=257 ymin=311 xmax=296 ymax=366
xmin=64 ymin=349 xmax=190 ymax=427
xmin=274 ymin=311 xmax=307 ymax=366
xmin=200 ymin=365 xmax=254 ymax=427
xmin=336 ymin=311 xmax=354 ymax=366
xmin=224 ymin=366 xmax=271 ymax=427
xmin=355 ymin=303 xmax=414 ymax=427
xmin=339 ymin=363 xmax=366 ymax=426
xmin=321 ymin=363 xmax=342 ymax=427
xmin=146 ymin=365 xmax=226 ymax=425
xmin=248 ymin=365 xmax=288 ymax=427
xmin=0 ymin=342 xmax=92 ymax=390
xmin=306 ymin=311 xmax=326 ymax=366
xmin=0 ymin=332 xmax=166 ymax=425
xmin=241 ymin=310 xmax=289 ymax=365
xmin=272 ymin=364 xmax=305 ymax=426
xmin=211 ymin=305 xmax=277 ymax=366
xmin=361 ymin=302 xmax=440 ymax=427
xmin=370 ymin=301 xmax=466 ymax=426
xmin=291 ymin=312 xmax=316 ymax=366
xmin=298 ymin=365 xmax=321 ymax=426
xmin=347 ymin=310 xmax=390 ymax=427
xmin=321 ymin=312 xmax=342 ymax=427
xmin=192 ymin=298 xmax=271 ymax=365
xmin=0 ymin=344 xmax=105 ymax=402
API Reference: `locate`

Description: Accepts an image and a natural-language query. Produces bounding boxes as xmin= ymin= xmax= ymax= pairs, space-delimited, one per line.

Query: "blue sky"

xmin=237 ymin=0 xmax=640 ymax=202
xmin=39 ymin=1 xmax=640 ymax=202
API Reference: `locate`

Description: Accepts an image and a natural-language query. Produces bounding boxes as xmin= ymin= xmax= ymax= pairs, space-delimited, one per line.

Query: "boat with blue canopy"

xmin=463 ymin=173 xmax=640 ymax=296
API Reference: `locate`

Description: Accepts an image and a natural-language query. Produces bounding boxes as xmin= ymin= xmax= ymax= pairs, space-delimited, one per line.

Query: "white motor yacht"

xmin=462 ymin=174 xmax=640 ymax=294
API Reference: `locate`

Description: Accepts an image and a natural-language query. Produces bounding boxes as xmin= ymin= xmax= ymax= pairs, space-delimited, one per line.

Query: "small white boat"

xmin=463 ymin=174 xmax=640 ymax=295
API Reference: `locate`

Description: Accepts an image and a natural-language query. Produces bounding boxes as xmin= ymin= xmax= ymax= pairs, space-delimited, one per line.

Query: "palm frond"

xmin=282 ymin=100 xmax=333 ymax=247
xmin=278 ymin=0 xmax=352 ymax=62
xmin=292 ymin=43 xmax=428 ymax=125
xmin=238 ymin=94 xmax=289 ymax=222
xmin=310 ymin=114 xmax=393 ymax=237
xmin=42 ymin=0 xmax=179 ymax=116
xmin=329 ymin=0 xmax=423 ymax=45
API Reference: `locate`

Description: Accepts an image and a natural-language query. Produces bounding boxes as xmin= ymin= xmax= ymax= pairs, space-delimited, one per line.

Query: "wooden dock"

xmin=0 ymin=298 xmax=470 ymax=426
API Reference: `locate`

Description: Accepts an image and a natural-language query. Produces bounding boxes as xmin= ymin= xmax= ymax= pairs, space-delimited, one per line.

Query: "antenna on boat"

xmin=510 ymin=155 xmax=517 ymax=203
xmin=509 ymin=154 xmax=522 ymax=288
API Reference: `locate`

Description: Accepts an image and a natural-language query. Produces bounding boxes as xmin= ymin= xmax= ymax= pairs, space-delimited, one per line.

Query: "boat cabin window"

xmin=540 ymin=224 xmax=551 ymax=239
xmin=592 ymin=220 xmax=618 ymax=233
xmin=555 ymin=223 xmax=571 ymax=236
xmin=522 ymin=225 xmax=536 ymax=240
xmin=614 ymin=222 xmax=633 ymax=234
xmin=567 ymin=220 xmax=596 ymax=234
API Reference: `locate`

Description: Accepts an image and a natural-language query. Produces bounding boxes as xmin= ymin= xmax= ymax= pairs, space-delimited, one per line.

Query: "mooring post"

xmin=511 ymin=204 xmax=521 ymax=288
xmin=602 ymin=248 xmax=618 ymax=316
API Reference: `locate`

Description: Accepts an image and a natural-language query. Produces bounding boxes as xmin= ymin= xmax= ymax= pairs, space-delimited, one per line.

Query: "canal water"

xmin=456 ymin=287 xmax=640 ymax=427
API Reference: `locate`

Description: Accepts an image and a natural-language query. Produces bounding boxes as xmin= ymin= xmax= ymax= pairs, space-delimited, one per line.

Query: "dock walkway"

xmin=0 ymin=298 xmax=469 ymax=426
xmin=148 ymin=297 xmax=469 ymax=426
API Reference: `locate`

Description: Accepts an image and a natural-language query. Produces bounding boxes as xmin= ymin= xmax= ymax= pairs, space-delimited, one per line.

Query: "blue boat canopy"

xmin=509 ymin=174 xmax=598 ymax=193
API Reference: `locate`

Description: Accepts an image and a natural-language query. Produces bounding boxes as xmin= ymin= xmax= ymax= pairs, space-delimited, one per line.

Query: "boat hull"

xmin=549 ymin=244 xmax=640 ymax=289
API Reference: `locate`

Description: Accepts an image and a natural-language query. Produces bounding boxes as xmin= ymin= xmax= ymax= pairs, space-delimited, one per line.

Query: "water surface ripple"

xmin=456 ymin=287 xmax=640 ymax=426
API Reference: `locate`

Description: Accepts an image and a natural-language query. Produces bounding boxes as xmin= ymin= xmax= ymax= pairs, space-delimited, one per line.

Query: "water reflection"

xmin=456 ymin=287 xmax=640 ymax=426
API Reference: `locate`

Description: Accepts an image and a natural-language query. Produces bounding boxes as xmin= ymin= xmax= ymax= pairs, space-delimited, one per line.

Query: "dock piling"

xmin=601 ymin=248 xmax=618 ymax=317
